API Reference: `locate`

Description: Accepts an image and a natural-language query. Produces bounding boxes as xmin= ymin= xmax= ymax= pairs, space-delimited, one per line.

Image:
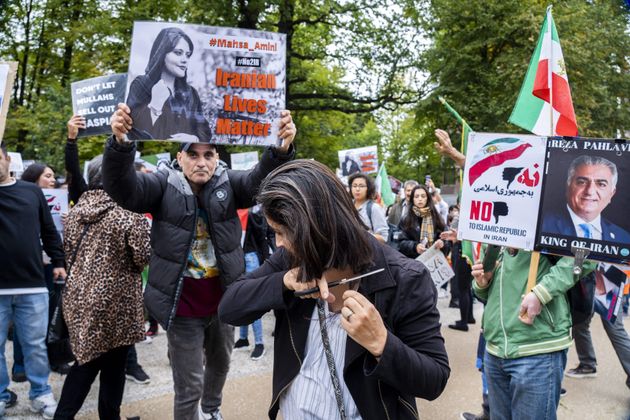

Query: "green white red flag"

xmin=509 ymin=7 xmax=578 ymax=136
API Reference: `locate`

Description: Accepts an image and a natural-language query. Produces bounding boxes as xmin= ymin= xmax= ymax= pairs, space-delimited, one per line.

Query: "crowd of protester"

xmin=0 ymin=106 xmax=628 ymax=420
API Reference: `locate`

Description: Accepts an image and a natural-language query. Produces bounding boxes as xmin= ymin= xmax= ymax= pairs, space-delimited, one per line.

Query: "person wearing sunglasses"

xmin=219 ymin=159 xmax=449 ymax=420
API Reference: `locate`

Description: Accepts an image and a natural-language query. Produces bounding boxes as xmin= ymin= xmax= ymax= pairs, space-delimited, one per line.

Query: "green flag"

xmin=438 ymin=96 xmax=473 ymax=154
xmin=375 ymin=163 xmax=395 ymax=207
xmin=438 ymin=96 xmax=476 ymax=264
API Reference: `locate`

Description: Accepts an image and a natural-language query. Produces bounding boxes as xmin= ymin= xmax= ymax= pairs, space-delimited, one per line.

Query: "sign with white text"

xmin=126 ymin=22 xmax=286 ymax=146
xmin=71 ymin=74 xmax=127 ymax=137
xmin=458 ymin=133 xmax=546 ymax=250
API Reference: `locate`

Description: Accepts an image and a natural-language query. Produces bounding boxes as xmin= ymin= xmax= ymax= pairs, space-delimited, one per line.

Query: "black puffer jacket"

xmin=102 ymin=137 xmax=294 ymax=329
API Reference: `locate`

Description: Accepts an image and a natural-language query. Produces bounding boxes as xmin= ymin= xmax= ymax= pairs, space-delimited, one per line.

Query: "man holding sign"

xmin=103 ymin=103 xmax=295 ymax=420
xmin=471 ymin=250 xmax=594 ymax=420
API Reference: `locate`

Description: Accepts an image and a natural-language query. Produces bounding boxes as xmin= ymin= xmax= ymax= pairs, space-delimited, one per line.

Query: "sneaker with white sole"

xmin=250 ymin=344 xmax=265 ymax=360
xmin=126 ymin=365 xmax=151 ymax=384
xmin=30 ymin=392 xmax=57 ymax=420
xmin=565 ymin=363 xmax=597 ymax=378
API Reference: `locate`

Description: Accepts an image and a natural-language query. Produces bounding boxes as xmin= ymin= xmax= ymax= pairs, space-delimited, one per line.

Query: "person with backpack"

xmin=348 ymin=173 xmax=388 ymax=244
xmin=218 ymin=160 xmax=450 ymax=420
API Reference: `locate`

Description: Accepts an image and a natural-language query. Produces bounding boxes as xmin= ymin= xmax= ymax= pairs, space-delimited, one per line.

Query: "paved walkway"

xmin=4 ymin=297 xmax=630 ymax=419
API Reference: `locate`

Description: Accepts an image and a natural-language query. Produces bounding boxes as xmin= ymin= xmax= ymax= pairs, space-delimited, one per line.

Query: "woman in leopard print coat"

xmin=56 ymin=155 xmax=150 ymax=419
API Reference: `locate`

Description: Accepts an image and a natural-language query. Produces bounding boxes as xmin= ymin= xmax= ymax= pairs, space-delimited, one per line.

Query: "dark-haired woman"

xmin=54 ymin=156 xmax=150 ymax=419
xmin=348 ymin=172 xmax=389 ymax=243
xmin=21 ymin=163 xmax=56 ymax=189
xmin=126 ymin=27 xmax=211 ymax=142
xmin=397 ymin=185 xmax=448 ymax=259
xmin=219 ymin=159 xmax=449 ymax=420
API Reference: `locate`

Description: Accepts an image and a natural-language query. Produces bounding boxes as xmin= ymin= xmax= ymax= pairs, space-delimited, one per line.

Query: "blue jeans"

xmin=484 ymin=350 xmax=566 ymax=420
xmin=0 ymin=293 xmax=51 ymax=400
xmin=239 ymin=252 xmax=264 ymax=345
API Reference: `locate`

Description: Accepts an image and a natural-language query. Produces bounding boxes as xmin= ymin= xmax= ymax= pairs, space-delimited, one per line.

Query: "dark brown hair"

xmin=347 ymin=172 xmax=376 ymax=200
xmin=401 ymin=184 xmax=446 ymax=233
xmin=257 ymin=160 xmax=374 ymax=282
xmin=21 ymin=163 xmax=53 ymax=184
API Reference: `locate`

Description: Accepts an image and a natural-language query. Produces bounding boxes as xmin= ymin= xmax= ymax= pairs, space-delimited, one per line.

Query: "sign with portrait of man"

xmin=126 ymin=22 xmax=286 ymax=147
xmin=337 ymin=146 xmax=378 ymax=175
xmin=535 ymin=137 xmax=630 ymax=264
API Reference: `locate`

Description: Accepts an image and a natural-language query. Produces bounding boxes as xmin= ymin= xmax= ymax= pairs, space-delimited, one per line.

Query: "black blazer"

xmin=219 ymin=237 xmax=450 ymax=420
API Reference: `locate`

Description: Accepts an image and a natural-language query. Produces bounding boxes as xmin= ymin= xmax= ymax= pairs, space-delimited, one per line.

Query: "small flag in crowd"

xmin=375 ymin=163 xmax=395 ymax=207
xmin=438 ymin=96 xmax=473 ymax=154
xmin=509 ymin=6 xmax=578 ymax=136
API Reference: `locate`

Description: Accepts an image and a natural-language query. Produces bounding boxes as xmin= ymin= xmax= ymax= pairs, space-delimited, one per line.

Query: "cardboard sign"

xmin=126 ymin=22 xmax=286 ymax=146
xmin=0 ymin=62 xmax=18 ymax=146
xmin=230 ymin=151 xmax=259 ymax=170
xmin=42 ymin=189 xmax=69 ymax=235
xmin=8 ymin=152 xmax=23 ymax=173
xmin=535 ymin=137 xmax=630 ymax=264
xmin=338 ymin=146 xmax=378 ymax=175
xmin=458 ymin=133 xmax=546 ymax=250
xmin=416 ymin=245 xmax=455 ymax=288
xmin=71 ymin=74 xmax=127 ymax=137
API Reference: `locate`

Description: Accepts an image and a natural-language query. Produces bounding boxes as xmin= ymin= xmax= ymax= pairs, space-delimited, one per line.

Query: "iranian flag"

xmin=509 ymin=6 xmax=578 ymax=136
xmin=468 ymin=137 xmax=532 ymax=185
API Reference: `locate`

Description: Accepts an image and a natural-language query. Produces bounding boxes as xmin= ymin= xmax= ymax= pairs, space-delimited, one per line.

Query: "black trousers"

xmin=54 ymin=345 xmax=131 ymax=420
xmin=453 ymin=244 xmax=474 ymax=323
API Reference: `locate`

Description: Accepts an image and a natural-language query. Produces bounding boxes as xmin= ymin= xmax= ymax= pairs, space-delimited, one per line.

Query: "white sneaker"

xmin=30 ymin=393 xmax=57 ymax=420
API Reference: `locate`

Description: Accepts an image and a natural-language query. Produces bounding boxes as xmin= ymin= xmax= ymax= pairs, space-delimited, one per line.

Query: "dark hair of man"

xmin=347 ymin=172 xmax=376 ymax=200
xmin=401 ymin=184 xmax=446 ymax=233
xmin=20 ymin=163 xmax=51 ymax=184
xmin=257 ymin=159 xmax=374 ymax=283
xmin=0 ymin=144 xmax=7 ymax=157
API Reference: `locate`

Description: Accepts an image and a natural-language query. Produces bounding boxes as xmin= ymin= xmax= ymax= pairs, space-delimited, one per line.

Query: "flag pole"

xmin=527 ymin=5 xmax=554 ymax=294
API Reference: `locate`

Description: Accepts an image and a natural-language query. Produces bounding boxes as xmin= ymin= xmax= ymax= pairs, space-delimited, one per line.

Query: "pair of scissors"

xmin=293 ymin=268 xmax=385 ymax=297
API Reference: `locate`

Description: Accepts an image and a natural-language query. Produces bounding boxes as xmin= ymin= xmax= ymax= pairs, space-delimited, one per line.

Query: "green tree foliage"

xmin=0 ymin=0 xmax=420 ymax=173
xmin=414 ymin=0 xmax=630 ymax=151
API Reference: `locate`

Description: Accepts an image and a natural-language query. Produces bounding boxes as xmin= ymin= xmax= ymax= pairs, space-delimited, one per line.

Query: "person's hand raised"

xmin=67 ymin=115 xmax=86 ymax=140
xmin=111 ymin=103 xmax=133 ymax=143
xmin=276 ymin=110 xmax=297 ymax=154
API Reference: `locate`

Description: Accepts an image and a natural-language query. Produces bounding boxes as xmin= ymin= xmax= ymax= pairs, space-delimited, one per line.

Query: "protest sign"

xmin=416 ymin=244 xmax=454 ymax=288
xmin=42 ymin=189 xmax=69 ymax=235
xmin=0 ymin=62 xmax=18 ymax=146
xmin=126 ymin=21 xmax=286 ymax=146
xmin=231 ymin=151 xmax=259 ymax=170
xmin=338 ymin=146 xmax=378 ymax=175
xmin=8 ymin=152 xmax=23 ymax=173
xmin=71 ymin=74 xmax=127 ymax=137
xmin=458 ymin=133 xmax=546 ymax=250
xmin=535 ymin=137 xmax=630 ymax=264
xmin=138 ymin=153 xmax=171 ymax=172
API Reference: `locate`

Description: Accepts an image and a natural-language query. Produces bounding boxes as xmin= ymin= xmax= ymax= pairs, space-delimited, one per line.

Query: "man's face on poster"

xmin=177 ymin=144 xmax=218 ymax=188
xmin=566 ymin=164 xmax=616 ymax=222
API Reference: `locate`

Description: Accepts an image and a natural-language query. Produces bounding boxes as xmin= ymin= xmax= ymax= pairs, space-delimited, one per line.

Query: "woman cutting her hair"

xmin=219 ymin=160 xmax=449 ymax=420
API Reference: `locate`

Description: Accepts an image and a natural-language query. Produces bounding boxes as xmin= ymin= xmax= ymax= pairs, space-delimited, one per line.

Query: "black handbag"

xmin=47 ymin=224 xmax=90 ymax=366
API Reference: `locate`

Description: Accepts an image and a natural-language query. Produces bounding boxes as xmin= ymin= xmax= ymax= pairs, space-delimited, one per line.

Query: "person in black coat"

xmin=397 ymin=184 xmax=448 ymax=259
xmin=219 ymin=159 xmax=450 ymax=420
